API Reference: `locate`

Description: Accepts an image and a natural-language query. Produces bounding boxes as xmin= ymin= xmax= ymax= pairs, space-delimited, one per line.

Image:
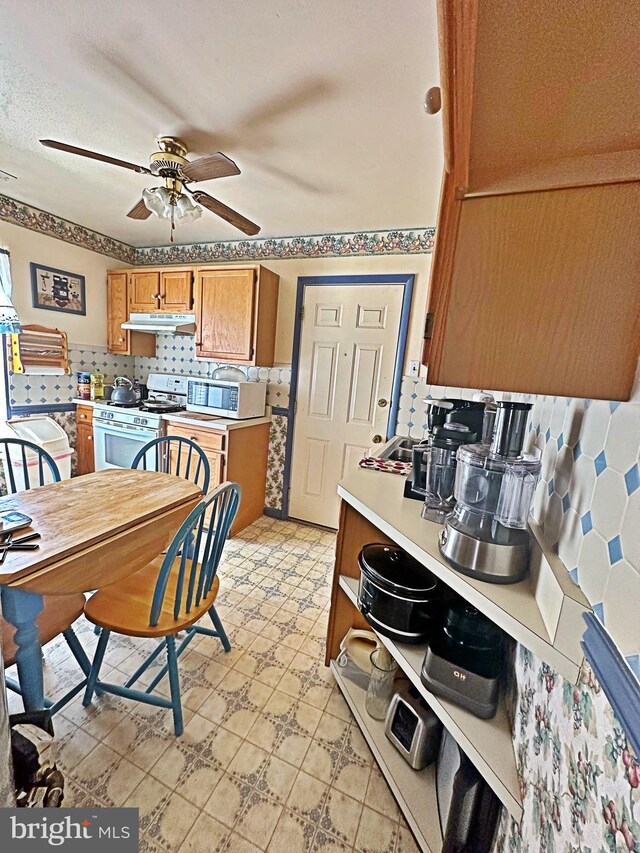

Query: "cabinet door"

xmin=196 ymin=269 xmax=255 ymax=361
xmin=76 ymin=421 xmax=95 ymax=475
xmin=129 ymin=271 xmax=161 ymax=311
xmin=161 ymin=269 xmax=193 ymax=312
xmin=107 ymin=272 xmax=130 ymax=354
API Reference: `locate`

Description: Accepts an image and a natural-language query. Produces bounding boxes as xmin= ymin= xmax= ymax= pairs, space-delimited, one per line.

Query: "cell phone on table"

xmin=0 ymin=511 xmax=33 ymax=535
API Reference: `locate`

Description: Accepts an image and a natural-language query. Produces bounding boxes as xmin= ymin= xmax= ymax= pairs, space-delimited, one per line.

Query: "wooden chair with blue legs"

xmin=0 ymin=438 xmax=91 ymax=713
xmin=88 ymin=434 xmax=213 ymax=635
xmin=82 ymin=481 xmax=241 ymax=735
xmin=131 ymin=435 xmax=211 ymax=494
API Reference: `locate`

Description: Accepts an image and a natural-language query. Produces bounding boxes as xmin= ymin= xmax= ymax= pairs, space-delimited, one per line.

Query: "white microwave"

xmin=186 ymin=378 xmax=267 ymax=419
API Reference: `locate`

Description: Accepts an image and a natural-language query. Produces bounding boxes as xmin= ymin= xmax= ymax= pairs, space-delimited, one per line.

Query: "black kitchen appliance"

xmin=384 ymin=682 xmax=442 ymax=770
xmin=421 ymin=597 xmax=504 ymax=719
xmin=437 ymin=730 xmax=501 ymax=852
xmin=357 ymin=544 xmax=447 ymax=644
xmin=404 ymin=399 xmax=486 ymax=502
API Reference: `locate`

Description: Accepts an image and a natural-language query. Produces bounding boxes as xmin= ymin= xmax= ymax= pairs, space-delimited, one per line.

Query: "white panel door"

xmin=290 ymin=284 xmax=405 ymax=527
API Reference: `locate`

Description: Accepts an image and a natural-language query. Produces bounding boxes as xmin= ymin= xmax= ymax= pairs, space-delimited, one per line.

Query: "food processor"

xmin=438 ymin=401 xmax=541 ymax=584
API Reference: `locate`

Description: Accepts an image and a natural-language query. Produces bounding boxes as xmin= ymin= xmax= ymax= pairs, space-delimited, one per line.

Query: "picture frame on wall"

xmin=30 ymin=262 xmax=86 ymax=315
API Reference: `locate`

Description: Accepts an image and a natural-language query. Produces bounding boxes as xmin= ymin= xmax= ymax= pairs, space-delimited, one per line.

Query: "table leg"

xmin=0 ymin=587 xmax=44 ymax=711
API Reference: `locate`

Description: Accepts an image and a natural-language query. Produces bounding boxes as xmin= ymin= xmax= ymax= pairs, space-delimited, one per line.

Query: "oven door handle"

xmin=93 ymin=421 xmax=158 ymax=438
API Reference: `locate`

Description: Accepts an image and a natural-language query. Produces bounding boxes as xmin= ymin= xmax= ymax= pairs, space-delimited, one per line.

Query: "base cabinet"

xmin=75 ymin=406 xmax=95 ymax=475
xmin=164 ymin=420 xmax=270 ymax=535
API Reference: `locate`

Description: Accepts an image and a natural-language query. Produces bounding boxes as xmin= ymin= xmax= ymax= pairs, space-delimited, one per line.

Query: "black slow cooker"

xmin=357 ymin=543 xmax=446 ymax=644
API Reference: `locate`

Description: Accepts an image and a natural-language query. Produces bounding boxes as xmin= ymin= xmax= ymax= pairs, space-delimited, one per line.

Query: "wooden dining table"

xmin=0 ymin=468 xmax=202 ymax=711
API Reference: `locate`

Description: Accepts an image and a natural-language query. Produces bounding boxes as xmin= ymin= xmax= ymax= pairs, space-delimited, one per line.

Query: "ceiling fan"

xmin=39 ymin=136 xmax=260 ymax=238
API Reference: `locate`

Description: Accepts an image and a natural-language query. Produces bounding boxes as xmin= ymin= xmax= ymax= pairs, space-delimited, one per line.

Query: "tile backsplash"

xmin=134 ymin=334 xmax=291 ymax=409
xmin=9 ymin=345 xmax=132 ymax=407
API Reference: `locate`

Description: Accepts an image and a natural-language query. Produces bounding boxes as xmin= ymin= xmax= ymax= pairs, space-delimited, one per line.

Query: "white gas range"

xmin=93 ymin=374 xmax=188 ymax=471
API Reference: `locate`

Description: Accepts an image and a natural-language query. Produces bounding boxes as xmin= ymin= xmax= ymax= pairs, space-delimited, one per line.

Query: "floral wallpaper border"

xmin=0 ymin=193 xmax=435 ymax=263
xmin=134 ymin=227 xmax=436 ymax=264
xmin=0 ymin=193 xmax=136 ymax=264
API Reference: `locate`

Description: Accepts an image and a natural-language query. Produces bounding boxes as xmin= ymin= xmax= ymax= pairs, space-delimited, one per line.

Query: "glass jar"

xmin=365 ymin=647 xmax=398 ymax=720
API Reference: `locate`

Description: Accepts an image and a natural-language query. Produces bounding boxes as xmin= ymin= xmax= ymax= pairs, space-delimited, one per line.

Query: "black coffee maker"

xmin=404 ymin=399 xmax=487 ymax=502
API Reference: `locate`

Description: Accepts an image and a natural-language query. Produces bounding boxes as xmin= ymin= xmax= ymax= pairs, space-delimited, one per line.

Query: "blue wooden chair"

xmin=0 ymin=438 xmax=91 ymax=713
xmin=131 ymin=435 xmax=211 ymax=494
xmin=82 ymin=482 xmax=241 ymax=735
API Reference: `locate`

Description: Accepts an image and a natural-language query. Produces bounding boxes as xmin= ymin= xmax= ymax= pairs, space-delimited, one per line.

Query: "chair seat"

xmin=84 ymin=556 xmax=221 ymax=638
xmin=1 ymin=593 xmax=86 ymax=668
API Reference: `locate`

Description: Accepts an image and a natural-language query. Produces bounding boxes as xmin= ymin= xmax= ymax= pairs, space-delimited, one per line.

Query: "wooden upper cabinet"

xmin=195 ymin=266 xmax=279 ymax=365
xmin=107 ymin=271 xmax=130 ymax=354
xmin=422 ymin=0 xmax=640 ymax=401
xmin=129 ymin=270 xmax=161 ymax=312
xmin=161 ymin=269 xmax=193 ymax=312
xmin=106 ymin=271 xmax=155 ymax=356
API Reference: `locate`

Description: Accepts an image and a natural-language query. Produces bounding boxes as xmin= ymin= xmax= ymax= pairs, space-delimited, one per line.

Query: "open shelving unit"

xmin=336 ymin=468 xmax=590 ymax=683
xmin=330 ymin=660 xmax=442 ymax=853
xmin=339 ymin=575 xmax=523 ymax=822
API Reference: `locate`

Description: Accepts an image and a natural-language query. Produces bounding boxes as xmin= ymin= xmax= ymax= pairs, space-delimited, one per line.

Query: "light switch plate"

xmin=408 ymin=360 xmax=420 ymax=377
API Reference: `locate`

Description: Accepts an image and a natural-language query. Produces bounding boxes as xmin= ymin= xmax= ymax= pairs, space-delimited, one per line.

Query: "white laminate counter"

xmin=337 ymin=466 xmax=590 ymax=682
xmin=162 ymin=412 xmax=272 ymax=432
xmin=73 ymin=398 xmax=98 ymax=407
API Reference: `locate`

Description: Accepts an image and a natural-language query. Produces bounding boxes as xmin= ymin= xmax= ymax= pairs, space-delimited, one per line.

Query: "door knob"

xmin=378 ymin=399 xmax=388 ymax=408
xmin=372 ymin=434 xmax=383 ymax=444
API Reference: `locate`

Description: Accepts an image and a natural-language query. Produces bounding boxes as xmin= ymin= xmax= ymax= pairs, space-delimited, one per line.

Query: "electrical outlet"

xmin=408 ymin=360 xmax=420 ymax=378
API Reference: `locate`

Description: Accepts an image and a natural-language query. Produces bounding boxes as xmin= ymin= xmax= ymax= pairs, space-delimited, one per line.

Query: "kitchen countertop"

xmin=73 ymin=398 xmax=98 ymax=406
xmin=162 ymin=412 xmax=272 ymax=432
xmin=337 ymin=466 xmax=590 ymax=682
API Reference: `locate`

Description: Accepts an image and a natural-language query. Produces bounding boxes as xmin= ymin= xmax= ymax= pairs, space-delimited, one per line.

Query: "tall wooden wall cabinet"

xmin=423 ymin=0 xmax=640 ymax=401
xmin=107 ymin=271 xmax=155 ymax=356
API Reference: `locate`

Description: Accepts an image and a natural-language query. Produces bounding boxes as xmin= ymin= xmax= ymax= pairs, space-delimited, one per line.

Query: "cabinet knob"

xmin=424 ymin=86 xmax=442 ymax=114
xmin=118 ymin=336 xmax=124 ymax=342
xmin=377 ymin=399 xmax=388 ymax=408
xmin=372 ymin=434 xmax=383 ymax=444
xmin=87 ymin=435 xmax=93 ymax=442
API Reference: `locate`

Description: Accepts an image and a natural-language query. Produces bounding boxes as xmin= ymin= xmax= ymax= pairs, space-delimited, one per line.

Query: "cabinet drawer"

xmin=76 ymin=405 xmax=93 ymax=424
xmin=166 ymin=423 xmax=225 ymax=452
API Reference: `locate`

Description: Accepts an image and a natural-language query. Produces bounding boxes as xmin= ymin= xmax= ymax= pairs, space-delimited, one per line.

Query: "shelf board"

xmin=330 ymin=661 xmax=442 ymax=853
xmin=339 ymin=575 xmax=523 ymax=822
xmin=337 ymin=468 xmax=590 ymax=682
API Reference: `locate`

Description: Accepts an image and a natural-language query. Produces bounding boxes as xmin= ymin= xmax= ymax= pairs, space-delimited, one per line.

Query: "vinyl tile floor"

xmin=6 ymin=515 xmax=421 ymax=853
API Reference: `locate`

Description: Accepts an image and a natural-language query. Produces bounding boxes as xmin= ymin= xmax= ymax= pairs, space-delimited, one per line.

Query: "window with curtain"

xmin=0 ymin=248 xmax=20 ymax=334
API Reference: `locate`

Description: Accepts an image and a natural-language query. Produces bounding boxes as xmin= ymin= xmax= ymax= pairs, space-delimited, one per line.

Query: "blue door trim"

xmin=282 ymin=273 xmax=414 ymax=520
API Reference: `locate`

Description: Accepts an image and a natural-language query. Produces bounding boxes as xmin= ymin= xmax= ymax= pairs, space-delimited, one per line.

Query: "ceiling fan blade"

xmin=40 ymin=139 xmax=151 ymax=174
xmin=127 ymin=199 xmax=152 ymax=220
xmin=192 ymin=191 xmax=260 ymax=235
xmin=181 ymin=153 xmax=240 ymax=183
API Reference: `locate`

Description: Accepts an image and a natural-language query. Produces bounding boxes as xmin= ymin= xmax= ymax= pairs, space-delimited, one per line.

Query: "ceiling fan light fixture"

xmin=175 ymin=193 xmax=202 ymax=224
xmin=142 ymin=186 xmax=172 ymax=219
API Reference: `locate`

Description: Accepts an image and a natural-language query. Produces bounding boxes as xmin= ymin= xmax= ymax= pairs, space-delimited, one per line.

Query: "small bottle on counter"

xmin=90 ymin=370 xmax=105 ymax=401
xmin=77 ymin=371 xmax=91 ymax=400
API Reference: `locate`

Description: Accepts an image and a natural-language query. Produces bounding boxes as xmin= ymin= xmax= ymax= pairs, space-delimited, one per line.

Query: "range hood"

xmin=121 ymin=313 xmax=196 ymax=335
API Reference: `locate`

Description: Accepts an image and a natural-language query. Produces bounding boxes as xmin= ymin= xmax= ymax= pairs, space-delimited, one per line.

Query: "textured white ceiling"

xmin=0 ymin=0 xmax=442 ymax=247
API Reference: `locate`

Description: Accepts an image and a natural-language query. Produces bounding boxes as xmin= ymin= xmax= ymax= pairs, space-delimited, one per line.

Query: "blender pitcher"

xmin=421 ymin=423 xmax=476 ymax=523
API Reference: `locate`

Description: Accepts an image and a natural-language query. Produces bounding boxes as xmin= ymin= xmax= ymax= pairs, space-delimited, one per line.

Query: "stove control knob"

xmin=141 ymin=418 xmax=148 ymax=426
xmin=134 ymin=417 xmax=140 ymax=424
